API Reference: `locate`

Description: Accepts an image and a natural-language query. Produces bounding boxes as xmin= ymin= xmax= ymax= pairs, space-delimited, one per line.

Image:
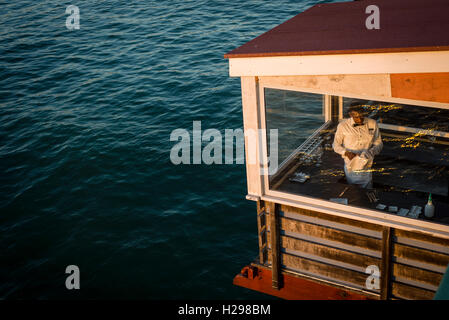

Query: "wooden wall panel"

xmin=280 ymin=236 xmax=380 ymax=271
xmin=392 ymin=282 xmax=435 ymax=300
xmin=280 ymin=217 xmax=382 ymax=252
xmin=390 ymin=72 xmax=449 ymax=104
xmin=395 ymin=229 xmax=449 ymax=250
xmin=281 ymin=253 xmax=373 ymax=291
xmin=262 ymin=201 xmax=449 ymax=300
xmin=259 ymin=74 xmax=391 ymax=98
xmin=392 ymin=263 xmax=443 ymax=290
xmin=280 ymin=204 xmax=383 ymax=233
xmin=273 ymin=205 xmax=383 ymax=293
xmin=393 ymin=243 xmax=449 ymax=269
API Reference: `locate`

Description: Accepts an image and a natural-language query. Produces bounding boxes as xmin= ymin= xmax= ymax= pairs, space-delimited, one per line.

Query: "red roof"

xmin=224 ymin=0 xmax=449 ymax=58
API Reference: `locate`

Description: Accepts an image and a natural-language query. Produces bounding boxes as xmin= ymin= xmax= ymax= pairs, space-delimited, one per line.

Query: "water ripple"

xmin=1 ymin=0 xmax=347 ymax=299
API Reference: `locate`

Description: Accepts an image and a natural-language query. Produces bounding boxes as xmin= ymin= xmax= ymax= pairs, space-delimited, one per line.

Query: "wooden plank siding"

xmin=268 ymin=252 xmax=374 ymax=291
xmin=266 ymin=204 xmax=383 ymax=295
xmin=261 ymin=201 xmax=449 ymax=300
xmin=390 ymin=229 xmax=449 ymax=299
xmin=395 ymin=229 xmax=449 ymax=250
xmin=390 ymin=73 xmax=449 ymax=104
xmin=278 ymin=205 xmax=383 ymax=233
xmin=392 ymin=263 xmax=442 ymax=291
xmin=279 ymin=217 xmax=382 ymax=253
xmin=391 ymin=282 xmax=436 ymax=300
xmin=258 ymin=75 xmax=392 ymax=100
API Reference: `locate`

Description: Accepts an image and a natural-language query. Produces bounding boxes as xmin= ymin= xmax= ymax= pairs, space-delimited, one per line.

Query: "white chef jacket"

xmin=332 ymin=117 xmax=383 ymax=188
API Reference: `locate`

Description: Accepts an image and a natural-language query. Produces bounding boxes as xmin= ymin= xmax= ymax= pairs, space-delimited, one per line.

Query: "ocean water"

xmin=0 ymin=0 xmax=347 ymax=299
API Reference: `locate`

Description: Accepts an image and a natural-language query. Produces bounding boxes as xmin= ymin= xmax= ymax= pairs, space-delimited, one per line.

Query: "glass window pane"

xmin=264 ymin=88 xmax=324 ymax=174
xmin=343 ymin=98 xmax=449 ymax=132
xmin=264 ymin=88 xmax=449 ymax=226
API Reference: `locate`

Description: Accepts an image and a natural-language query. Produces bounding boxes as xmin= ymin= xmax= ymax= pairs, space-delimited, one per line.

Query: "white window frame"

xmin=257 ymin=79 xmax=449 ymax=240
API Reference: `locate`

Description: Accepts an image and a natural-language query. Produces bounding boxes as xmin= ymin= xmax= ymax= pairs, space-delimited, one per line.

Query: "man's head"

xmin=348 ymin=102 xmax=365 ymax=125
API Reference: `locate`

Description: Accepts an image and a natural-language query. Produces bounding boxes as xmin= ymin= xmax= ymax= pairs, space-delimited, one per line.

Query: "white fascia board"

xmin=228 ymin=50 xmax=449 ymax=77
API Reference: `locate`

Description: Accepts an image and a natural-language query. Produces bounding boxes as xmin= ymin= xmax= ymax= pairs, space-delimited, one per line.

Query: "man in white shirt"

xmin=333 ymin=103 xmax=383 ymax=188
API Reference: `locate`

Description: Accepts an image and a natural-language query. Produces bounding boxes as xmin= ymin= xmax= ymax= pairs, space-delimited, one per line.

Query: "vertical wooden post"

xmin=268 ymin=201 xmax=281 ymax=290
xmin=338 ymin=96 xmax=343 ymax=120
xmin=256 ymin=200 xmax=267 ymax=264
xmin=380 ymin=226 xmax=393 ymax=300
xmin=331 ymin=95 xmax=340 ymax=122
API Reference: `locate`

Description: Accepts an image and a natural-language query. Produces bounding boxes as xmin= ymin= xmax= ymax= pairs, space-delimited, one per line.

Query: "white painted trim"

xmin=255 ymin=78 xmax=264 ymax=196
xmin=281 ymin=210 xmax=382 ymax=239
xmin=229 ymin=51 xmax=449 ymax=77
xmin=246 ymin=194 xmax=260 ymax=201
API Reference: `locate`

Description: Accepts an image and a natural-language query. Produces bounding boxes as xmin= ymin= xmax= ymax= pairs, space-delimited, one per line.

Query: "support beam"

xmin=381 ymin=227 xmax=393 ymax=300
xmin=268 ymin=202 xmax=282 ymax=289
xmin=233 ymin=264 xmax=376 ymax=300
xmin=241 ymin=76 xmax=262 ymax=197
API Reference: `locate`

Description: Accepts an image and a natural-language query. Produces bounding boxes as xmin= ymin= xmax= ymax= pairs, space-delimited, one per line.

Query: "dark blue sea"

xmin=1 ymin=0 xmax=346 ymax=299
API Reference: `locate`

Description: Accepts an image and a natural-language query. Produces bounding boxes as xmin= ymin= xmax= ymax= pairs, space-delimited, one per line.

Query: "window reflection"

xmin=265 ymin=88 xmax=449 ymax=225
xmin=265 ymin=88 xmax=324 ymax=167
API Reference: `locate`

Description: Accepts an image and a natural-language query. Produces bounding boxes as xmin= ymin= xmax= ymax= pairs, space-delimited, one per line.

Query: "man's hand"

xmin=345 ymin=151 xmax=357 ymax=160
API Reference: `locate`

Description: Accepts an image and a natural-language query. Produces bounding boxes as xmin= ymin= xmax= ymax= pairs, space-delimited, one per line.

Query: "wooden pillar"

xmin=268 ymin=201 xmax=282 ymax=290
xmin=380 ymin=226 xmax=393 ymax=300
xmin=256 ymin=200 xmax=267 ymax=264
xmin=330 ymin=95 xmax=340 ymax=122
